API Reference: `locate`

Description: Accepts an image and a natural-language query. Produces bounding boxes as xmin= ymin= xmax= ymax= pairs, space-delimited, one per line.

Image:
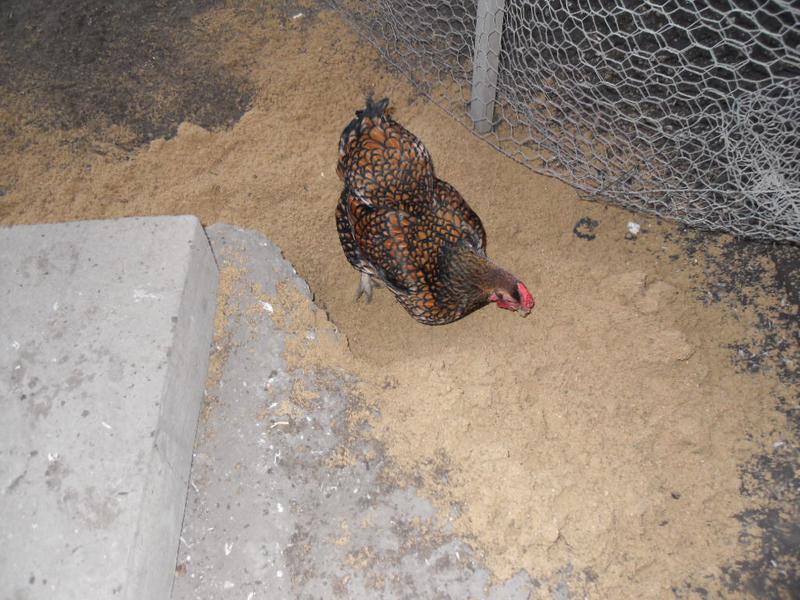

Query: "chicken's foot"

xmin=354 ymin=272 xmax=382 ymax=303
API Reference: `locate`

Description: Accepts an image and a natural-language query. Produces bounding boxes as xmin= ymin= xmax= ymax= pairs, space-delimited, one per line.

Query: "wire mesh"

xmin=329 ymin=0 xmax=800 ymax=242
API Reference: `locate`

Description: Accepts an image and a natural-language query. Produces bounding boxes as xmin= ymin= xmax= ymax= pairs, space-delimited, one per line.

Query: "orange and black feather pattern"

xmin=336 ymin=97 xmax=491 ymax=325
xmin=337 ymin=97 xmax=435 ymax=210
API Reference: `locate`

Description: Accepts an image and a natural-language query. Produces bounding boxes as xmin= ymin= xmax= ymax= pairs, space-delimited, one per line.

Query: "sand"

xmin=1 ymin=3 xmax=797 ymax=597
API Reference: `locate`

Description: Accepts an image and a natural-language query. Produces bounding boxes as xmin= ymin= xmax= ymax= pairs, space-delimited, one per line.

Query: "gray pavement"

xmin=0 ymin=218 xmax=583 ymax=600
xmin=0 ymin=216 xmax=218 ymax=600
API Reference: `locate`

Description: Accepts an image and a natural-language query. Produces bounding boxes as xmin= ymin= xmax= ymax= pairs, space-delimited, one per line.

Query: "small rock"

xmin=541 ymin=522 xmax=560 ymax=544
xmin=625 ymin=221 xmax=641 ymax=240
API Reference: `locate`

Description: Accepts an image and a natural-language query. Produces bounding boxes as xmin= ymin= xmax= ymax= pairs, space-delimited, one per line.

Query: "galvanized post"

xmin=470 ymin=0 xmax=506 ymax=134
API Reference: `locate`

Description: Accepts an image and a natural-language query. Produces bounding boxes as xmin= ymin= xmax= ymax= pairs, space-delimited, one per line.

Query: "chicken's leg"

xmin=354 ymin=272 xmax=382 ymax=303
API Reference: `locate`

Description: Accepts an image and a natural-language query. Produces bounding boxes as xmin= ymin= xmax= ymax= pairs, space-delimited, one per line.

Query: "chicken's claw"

xmin=354 ymin=272 xmax=376 ymax=303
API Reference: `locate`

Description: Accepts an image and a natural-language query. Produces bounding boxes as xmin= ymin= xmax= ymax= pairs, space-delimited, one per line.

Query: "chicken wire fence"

xmin=328 ymin=0 xmax=800 ymax=243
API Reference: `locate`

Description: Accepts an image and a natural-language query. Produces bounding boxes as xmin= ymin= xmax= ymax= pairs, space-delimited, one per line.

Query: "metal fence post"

xmin=470 ymin=0 xmax=506 ymax=134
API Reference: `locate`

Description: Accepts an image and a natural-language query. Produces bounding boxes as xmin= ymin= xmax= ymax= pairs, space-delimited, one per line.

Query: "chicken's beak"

xmin=515 ymin=282 xmax=535 ymax=317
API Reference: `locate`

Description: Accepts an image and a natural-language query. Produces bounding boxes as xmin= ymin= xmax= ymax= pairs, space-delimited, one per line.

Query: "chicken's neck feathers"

xmin=439 ymin=244 xmax=516 ymax=307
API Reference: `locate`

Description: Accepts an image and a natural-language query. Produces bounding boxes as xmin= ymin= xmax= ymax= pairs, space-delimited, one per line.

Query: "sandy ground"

xmin=1 ymin=2 xmax=798 ymax=597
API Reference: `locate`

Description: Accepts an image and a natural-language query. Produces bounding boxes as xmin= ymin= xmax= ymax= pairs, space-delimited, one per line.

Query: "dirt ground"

xmin=1 ymin=1 xmax=798 ymax=597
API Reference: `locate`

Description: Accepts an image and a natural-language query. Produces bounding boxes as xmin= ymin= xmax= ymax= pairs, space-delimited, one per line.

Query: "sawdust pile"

xmin=0 ymin=3 xmax=795 ymax=597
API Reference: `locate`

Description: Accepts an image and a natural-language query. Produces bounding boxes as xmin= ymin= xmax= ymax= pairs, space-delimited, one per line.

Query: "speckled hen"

xmin=335 ymin=97 xmax=535 ymax=325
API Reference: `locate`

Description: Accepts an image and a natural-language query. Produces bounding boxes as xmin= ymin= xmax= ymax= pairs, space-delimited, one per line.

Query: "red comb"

xmin=517 ymin=282 xmax=535 ymax=310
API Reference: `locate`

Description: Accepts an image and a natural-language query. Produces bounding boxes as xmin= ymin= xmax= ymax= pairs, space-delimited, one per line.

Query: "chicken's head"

xmin=488 ymin=280 xmax=535 ymax=317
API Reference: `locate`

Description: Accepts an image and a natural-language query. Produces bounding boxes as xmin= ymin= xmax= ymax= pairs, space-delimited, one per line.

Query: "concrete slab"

xmin=172 ymin=225 xmax=572 ymax=599
xmin=0 ymin=216 xmax=218 ymax=600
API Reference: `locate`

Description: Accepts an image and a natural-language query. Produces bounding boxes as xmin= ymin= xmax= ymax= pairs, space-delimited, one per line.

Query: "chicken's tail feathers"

xmin=343 ymin=96 xmax=390 ymax=138
xmin=337 ymin=96 xmax=391 ymax=180
xmin=358 ymin=96 xmax=390 ymax=120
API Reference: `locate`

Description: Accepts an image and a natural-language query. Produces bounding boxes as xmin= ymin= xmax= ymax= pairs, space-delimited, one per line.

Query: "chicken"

xmin=335 ymin=97 xmax=535 ymax=325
